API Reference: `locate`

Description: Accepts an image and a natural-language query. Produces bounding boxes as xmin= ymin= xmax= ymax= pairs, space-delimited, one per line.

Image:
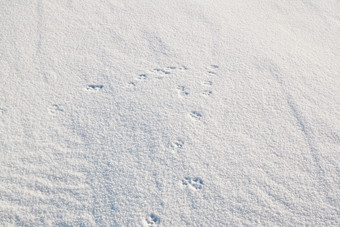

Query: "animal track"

xmin=177 ymin=65 xmax=188 ymax=70
xmin=137 ymin=74 xmax=148 ymax=80
xmin=190 ymin=111 xmax=202 ymax=120
xmin=128 ymin=81 xmax=136 ymax=86
xmin=48 ymin=104 xmax=64 ymax=115
xmin=173 ymin=139 xmax=184 ymax=148
xmin=165 ymin=65 xmax=188 ymax=71
xmin=153 ymin=68 xmax=170 ymax=75
xmin=202 ymin=90 xmax=212 ymax=96
xmin=151 ymin=65 xmax=188 ymax=76
xmin=136 ymin=65 xmax=189 ymax=81
xmin=86 ymin=85 xmax=104 ymax=91
xmin=203 ymin=80 xmax=213 ymax=86
xmin=144 ymin=214 xmax=160 ymax=227
xmin=202 ymin=80 xmax=213 ymax=96
xmin=177 ymin=86 xmax=189 ymax=96
xmin=170 ymin=139 xmax=184 ymax=152
xmin=207 ymin=64 xmax=219 ymax=75
xmin=182 ymin=177 xmax=204 ymax=190
xmin=0 ymin=108 xmax=6 ymax=115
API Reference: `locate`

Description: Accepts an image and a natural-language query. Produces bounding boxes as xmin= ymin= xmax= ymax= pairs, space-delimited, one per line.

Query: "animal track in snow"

xmin=48 ymin=104 xmax=64 ymax=115
xmin=208 ymin=71 xmax=217 ymax=75
xmin=203 ymin=80 xmax=213 ymax=86
xmin=176 ymin=65 xmax=188 ymax=70
xmin=170 ymin=139 xmax=184 ymax=152
xmin=190 ymin=111 xmax=202 ymax=120
xmin=165 ymin=65 xmax=188 ymax=71
xmin=0 ymin=108 xmax=6 ymax=115
xmin=86 ymin=85 xmax=104 ymax=91
xmin=144 ymin=213 xmax=160 ymax=227
xmin=137 ymin=74 xmax=148 ymax=80
xmin=202 ymin=90 xmax=213 ymax=96
xmin=153 ymin=68 xmax=171 ymax=75
xmin=182 ymin=177 xmax=204 ymax=190
xmin=128 ymin=81 xmax=136 ymax=86
xmin=151 ymin=65 xmax=188 ymax=76
xmin=207 ymin=64 xmax=219 ymax=75
xmin=173 ymin=139 xmax=184 ymax=148
xmin=137 ymin=65 xmax=189 ymax=81
xmin=177 ymin=85 xmax=189 ymax=96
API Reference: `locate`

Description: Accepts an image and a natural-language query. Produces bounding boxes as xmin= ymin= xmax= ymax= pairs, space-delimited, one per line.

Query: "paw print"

xmin=207 ymin=65 xmax=219 ymax=75
xmin=182 ymin=177 xmax=204 ymax=190
xmin=177 ymin=86 xmax=189 ymax=96
xmin=144 ymin=214 xmax=160 ymax=227
xmin=48 ymin=104 xmax=64 ymax=115
xmin=137 ymin=74 xmax=148 ymax=80
xmin=202 ymin=90 xmax=212 ymax=96
xmin=0 ymin=108 xmax=6 ymax=115
xmin=86 ymin=85 xmax=104 ymax=91
xmin=153 ymin=68 xmax=170 ymax=75
xmin=170 ymin=139 xmax=184 ymax=153
xmin=190 ymin=111 xmax=202 ymax=120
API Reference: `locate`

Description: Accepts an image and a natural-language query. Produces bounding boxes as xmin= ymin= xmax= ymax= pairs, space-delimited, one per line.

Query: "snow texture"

xmin=1 ymin=0 xmax=340 ymax=226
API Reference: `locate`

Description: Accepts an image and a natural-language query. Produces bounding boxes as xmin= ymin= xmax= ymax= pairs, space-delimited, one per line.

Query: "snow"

xmin=1 ymin=0 xmax=340 ymax=226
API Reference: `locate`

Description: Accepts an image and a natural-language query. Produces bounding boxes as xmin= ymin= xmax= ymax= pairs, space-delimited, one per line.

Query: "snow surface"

xmin=1 ymin=0 xmax=340 ymax=226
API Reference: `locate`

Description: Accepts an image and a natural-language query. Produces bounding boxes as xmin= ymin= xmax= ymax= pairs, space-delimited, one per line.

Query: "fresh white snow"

xmin=1 ymin=0 xmax=340 ymax=226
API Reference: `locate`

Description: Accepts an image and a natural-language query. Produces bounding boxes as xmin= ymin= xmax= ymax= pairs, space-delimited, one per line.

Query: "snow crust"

xmin=1 ymin=0 xmax=339 ymax=225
